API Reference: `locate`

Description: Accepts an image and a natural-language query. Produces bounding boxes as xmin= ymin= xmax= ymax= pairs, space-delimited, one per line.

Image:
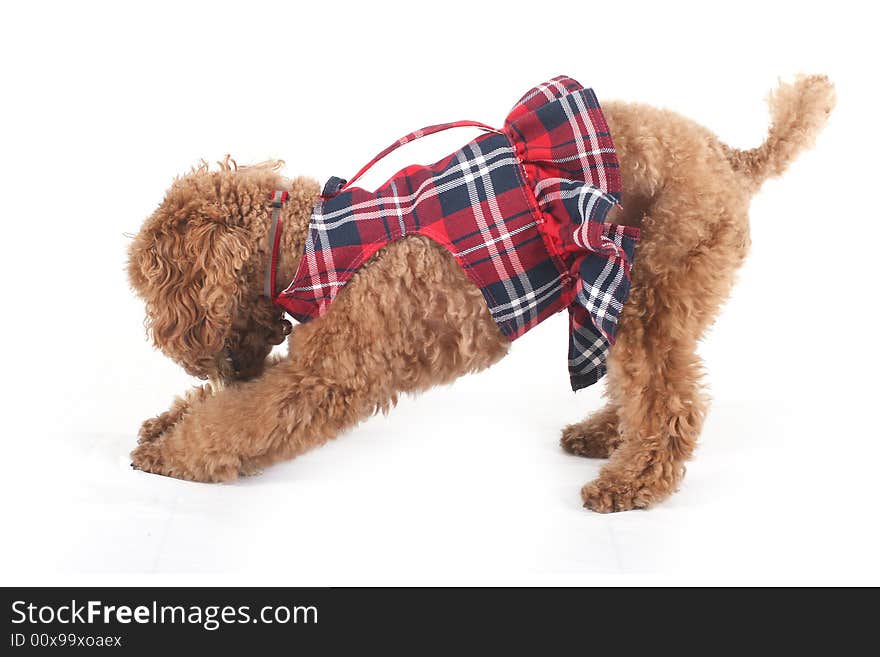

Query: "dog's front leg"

xmin=131 ymin=237 xmax=510 ymax=482
xmin=136 ymin=355 xmax=288 ymax=445
xmin=130 ymin=350 xmax=384 ymax=481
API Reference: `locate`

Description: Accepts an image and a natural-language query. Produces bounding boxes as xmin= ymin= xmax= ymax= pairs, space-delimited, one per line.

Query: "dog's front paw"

xmin=138 ymin=386 xmax=215 ymax=444
xmin=131 ymin=441 xmax=169 ymax=475
xmin=238 ymin=461 xmax=264 ymax=477
xmin=130 ymin=441 xmax=186 ymax=479
xmin=130 ymin=440 xmax=239 ymax=483
xmin=138 ymin=414 xmax=176 ymax=444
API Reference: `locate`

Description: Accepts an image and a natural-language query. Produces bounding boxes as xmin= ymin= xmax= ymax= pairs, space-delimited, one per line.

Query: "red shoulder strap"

xmin=333 ymin=120 xmax=500 ymax=195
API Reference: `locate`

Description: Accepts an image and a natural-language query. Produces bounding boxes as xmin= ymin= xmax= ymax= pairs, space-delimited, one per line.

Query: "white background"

xmin=1 ymin=0 xmax=877 ymax=585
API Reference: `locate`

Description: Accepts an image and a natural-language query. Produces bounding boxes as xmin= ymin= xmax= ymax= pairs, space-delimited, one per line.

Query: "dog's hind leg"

xmin=579 ymin=323 xmax=708 ymax=513
xmin=579 ymin=193 xmax=750 ymax=511
xmin=130 ymin=236 xmax=510 ymax=482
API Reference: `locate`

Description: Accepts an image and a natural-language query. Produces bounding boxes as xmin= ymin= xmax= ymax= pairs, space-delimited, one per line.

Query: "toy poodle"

xmin=127 ymin=74 xmax=834 ymax=512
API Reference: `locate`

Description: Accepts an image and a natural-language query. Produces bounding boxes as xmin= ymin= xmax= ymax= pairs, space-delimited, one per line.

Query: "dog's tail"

xmin=722 ymin=74 xmax=835 ymax=190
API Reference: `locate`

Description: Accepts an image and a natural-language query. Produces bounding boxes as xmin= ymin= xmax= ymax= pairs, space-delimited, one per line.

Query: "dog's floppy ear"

xmin=128 ymin=190 xmax=252 ymax=378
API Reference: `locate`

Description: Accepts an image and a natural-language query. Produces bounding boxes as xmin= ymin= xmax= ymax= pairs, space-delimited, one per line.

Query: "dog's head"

xmin=128 ymin=158 xmax=315 ymax=383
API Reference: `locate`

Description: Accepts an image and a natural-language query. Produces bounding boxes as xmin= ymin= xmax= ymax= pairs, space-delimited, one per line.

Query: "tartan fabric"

xmin=276 ymin=76 xmax=639 ymax=391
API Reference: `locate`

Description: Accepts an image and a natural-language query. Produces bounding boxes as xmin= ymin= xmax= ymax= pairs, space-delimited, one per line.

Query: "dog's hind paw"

xmin=581 ymin=478 xmax=650 ymax=513
xmin=581 ymin=465 xmax=685 ymax=513
xmin=560 ymin=410 xmax=622 ymax=459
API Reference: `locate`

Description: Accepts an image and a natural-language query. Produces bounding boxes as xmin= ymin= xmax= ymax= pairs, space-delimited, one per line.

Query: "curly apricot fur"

xmin=129 ymin=76 xmax=835 ymax=511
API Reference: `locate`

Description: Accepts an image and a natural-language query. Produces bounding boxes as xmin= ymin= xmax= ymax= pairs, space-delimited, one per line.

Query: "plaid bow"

xmin=276 ymin=76 xmax=638 ymax=391
xmin=506 ymin=77 xmax=639 ymax=388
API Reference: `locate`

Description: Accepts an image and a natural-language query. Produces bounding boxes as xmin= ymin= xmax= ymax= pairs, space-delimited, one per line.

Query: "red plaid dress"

xmin=274 ymin=76 xmax=639 ymax=391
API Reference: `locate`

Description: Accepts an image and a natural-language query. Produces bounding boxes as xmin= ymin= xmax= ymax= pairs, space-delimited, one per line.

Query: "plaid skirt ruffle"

xmin=276 ymin=76 xmax=639 ymax=391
